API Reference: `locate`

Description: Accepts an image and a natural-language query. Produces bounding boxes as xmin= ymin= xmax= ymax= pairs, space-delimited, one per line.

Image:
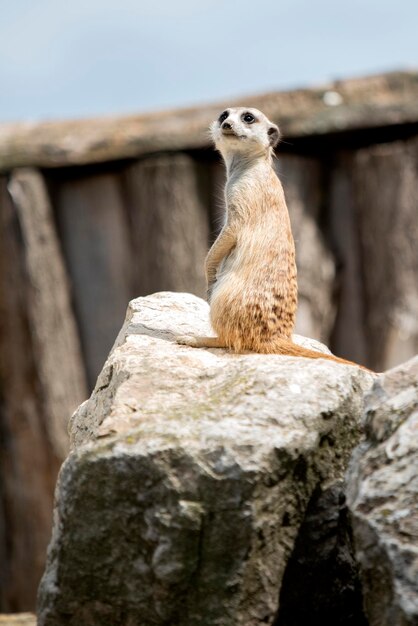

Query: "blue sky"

xmin=1 ymin=0 xmax=417 ymax=122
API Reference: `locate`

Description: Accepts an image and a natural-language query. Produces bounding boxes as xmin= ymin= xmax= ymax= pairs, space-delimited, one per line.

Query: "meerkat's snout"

xmin=221 ymin=120 xmax=235 ymax=135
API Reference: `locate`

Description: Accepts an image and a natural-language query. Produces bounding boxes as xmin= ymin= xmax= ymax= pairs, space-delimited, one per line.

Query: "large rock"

xmin=38 ymin=292 xmax=374 ymax=626
xmin=346 ymin=356 xmax=418 ymax=626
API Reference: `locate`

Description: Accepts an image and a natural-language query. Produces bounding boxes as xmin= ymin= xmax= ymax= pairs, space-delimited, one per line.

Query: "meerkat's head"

xmin=210 ymin=107 xmax=280 ymax=162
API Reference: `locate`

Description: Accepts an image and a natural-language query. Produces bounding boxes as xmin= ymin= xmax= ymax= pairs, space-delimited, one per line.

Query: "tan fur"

xmin=177 ymin=107 xmax=370 ymax=371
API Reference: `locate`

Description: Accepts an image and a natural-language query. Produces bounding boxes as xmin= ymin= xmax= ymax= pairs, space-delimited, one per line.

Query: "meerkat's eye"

xmin=242 ymin=112 xmax=256 ymax=124
xmin=218 ymin=111 xmax=229 ymax=124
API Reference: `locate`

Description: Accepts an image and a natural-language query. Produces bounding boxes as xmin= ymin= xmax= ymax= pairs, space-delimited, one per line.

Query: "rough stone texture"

xmin=38 ymin=292 xmax=374 ymax=626
xmin=346 ymin=356 xmax=418 ymax=626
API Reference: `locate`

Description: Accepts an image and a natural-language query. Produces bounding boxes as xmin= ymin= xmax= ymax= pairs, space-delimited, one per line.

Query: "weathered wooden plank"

xmin=350 ymin=138 xmax=418 ymax=370
xmin=123 ymin=153 xmax=209 ymax=298
xmin=328 ymin=154 xmax=369 ymax=366
xmin=8 ymin=169 xmax=88 ymax=456
xmin=0 ymin=170 xmax=87 ymax=611
xmin=54 ymin=172 xmax=133 ymax=386
xmin=276 ymin=155 xmax=336 ymax=343
xmin=1 ymin=71 xmax=418 ymax=170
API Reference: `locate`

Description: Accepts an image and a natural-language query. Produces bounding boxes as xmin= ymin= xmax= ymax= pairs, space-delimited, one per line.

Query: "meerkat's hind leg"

xmin=176 ymin=335 xmax=227 ymax=349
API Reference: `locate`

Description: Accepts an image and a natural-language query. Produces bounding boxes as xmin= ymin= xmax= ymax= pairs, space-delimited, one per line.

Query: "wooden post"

xmin=54 ymin=172 xmax=133 ymax=387
xmin=0 ymin=170 xmax=87 ymax=611
xmin=351 ymin=139 xmax=418 ymax=370
xmin=8 ymin=169 xmax=88 ymax=455
xmin=122 ymin=153 xmax=209 ymax=299
xmin=328 ymin=153 xmax=369 ymax=366
xmin=276 ymin=155 xmax=336 ymax=344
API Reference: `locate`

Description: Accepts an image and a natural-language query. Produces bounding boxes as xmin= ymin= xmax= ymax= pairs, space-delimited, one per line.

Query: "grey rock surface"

xmin=346 ymin=356 xmax=418 ymax=626
xmin=38 ymin=292 xmax=374 ymax=626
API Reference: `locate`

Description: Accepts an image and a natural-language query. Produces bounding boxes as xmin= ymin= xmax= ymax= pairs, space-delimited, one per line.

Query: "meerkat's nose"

xmin=222 ymin=121 xmax=232 ymax=130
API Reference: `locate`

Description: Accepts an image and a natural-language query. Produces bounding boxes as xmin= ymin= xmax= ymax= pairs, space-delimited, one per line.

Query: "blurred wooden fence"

xmin=0 ymin=71 xmax=418 ymax=612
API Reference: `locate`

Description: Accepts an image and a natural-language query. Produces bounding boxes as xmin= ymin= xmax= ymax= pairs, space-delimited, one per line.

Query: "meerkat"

xmin=177 ymin=106 xmax=368 ymax=370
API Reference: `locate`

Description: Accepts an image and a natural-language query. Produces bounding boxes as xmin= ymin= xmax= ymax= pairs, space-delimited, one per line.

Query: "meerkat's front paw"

xmin=176 ymin=335 xmax=199 ymax=347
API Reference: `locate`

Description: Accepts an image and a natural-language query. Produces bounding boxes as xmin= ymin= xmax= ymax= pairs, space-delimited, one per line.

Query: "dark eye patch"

xmin=218 ymin=111 xmax=229 ymax=124
xmin=242 ymin=112 xmax=256 ymax=124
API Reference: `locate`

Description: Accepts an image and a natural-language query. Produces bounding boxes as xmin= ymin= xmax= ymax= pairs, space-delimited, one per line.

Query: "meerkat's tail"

xmin=257 ymin=337 xmax=372 ymax=372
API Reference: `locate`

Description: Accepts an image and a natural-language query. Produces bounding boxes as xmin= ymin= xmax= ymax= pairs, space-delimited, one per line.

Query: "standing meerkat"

xmin=177 ymin=106 xmax=367 ymax=369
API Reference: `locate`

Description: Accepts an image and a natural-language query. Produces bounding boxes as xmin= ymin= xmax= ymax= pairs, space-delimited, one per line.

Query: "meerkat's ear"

xmin=267 ymin=125 xmax=280 ymax=148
